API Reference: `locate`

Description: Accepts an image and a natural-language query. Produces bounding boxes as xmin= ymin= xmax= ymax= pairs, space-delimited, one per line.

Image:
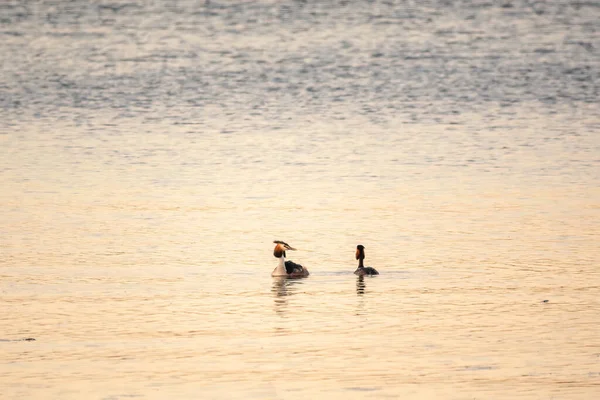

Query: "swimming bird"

xmin=272 ymin=240 xmax=309 ymax=278
xmin=354 ymin=245 xmax=379 ymax=276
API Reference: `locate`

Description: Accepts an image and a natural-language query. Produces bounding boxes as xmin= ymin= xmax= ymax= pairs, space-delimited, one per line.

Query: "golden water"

xmin=1 ymin=1 xmax=599 ymax=398
xmin=2 ymin=118 xmax=599 ymax=399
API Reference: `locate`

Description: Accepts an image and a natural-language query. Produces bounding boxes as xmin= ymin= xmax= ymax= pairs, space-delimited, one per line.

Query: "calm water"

xmin=1 ymin=0 xmax=599 ymax=399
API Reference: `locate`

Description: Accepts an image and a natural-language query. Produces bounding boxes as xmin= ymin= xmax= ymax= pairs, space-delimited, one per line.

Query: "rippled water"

xmin=1 ymin=0 xmax=599 ymax=399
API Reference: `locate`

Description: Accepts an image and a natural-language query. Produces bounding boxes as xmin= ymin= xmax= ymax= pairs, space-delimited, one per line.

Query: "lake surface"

xmin=1 ymin=0 xmax=599 ymax=398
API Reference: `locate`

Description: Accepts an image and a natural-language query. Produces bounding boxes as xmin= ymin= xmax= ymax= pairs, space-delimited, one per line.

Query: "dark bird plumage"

xmin=284 ymin=260 xmax=305 ymax=275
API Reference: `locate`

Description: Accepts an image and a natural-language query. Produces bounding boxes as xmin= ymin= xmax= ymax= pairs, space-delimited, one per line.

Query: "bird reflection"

xmin=272 ymin=277 xmax=303 ymax=316
xmin=356 ymin=276 xmax=366 ymax=296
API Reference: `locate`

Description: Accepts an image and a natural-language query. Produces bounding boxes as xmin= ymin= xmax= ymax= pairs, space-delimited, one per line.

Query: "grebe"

xmin=354 ymin=245 xmax=379 ymax=276
xmin=271 ymin=240 xmax=309 ymax=278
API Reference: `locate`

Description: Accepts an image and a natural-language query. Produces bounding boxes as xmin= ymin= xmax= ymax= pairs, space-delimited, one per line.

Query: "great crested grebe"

xmin=354 ymin=245 xmax=379 ymax=276
xmin=271 ymin=240 xmax=309 ymax=278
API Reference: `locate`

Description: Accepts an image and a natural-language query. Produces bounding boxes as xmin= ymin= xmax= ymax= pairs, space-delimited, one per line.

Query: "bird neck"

xmin=273 ymin=255 xmax=287 ymax=276
xmin=358 ymin=257 xmax=365 ymax=268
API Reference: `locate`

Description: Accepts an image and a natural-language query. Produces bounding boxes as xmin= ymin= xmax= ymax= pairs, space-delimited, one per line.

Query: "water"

xmin=1 ymin=0 xmax=599 ymax=398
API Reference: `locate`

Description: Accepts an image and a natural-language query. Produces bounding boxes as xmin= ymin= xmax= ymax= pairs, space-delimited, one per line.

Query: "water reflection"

xmin=355 ymin=276 xmax=366 ymax=316
xmin=356 ymin=276 xmax=366 ymax=296
xmin=271 ymin=277 xmax=304 ymax=316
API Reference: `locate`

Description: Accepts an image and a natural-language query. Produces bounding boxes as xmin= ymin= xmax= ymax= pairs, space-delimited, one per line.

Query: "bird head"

xmin=356 ymin=245 xmax=365 ymax=260
xmin=273 ymin=240 xmax=296 ymax=258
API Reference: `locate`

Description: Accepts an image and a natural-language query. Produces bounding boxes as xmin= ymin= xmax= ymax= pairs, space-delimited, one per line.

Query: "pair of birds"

xmin=271 ymin=240 xmax=379 ymax=278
